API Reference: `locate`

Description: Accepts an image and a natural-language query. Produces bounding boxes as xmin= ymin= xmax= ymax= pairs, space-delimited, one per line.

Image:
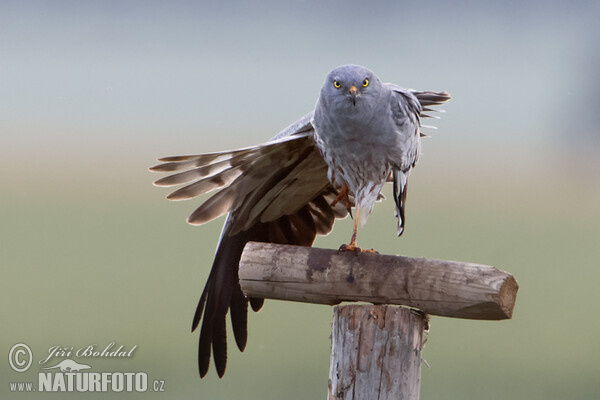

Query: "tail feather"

xmin=392 ymin=169 xmax=409 ymax=236
xmin=412 ymin=90 xmax=451 ymax=131
xmin=167 ymin=167 xmax=244 ymax=200
xmin=150 ymin=149 xmax=255 ymax=172
xmin=194 ymin=223 xmax=249 ymax=378
xmin=154 ymin=132 xmax=309 ymax=166
xmin=191 ymin=285 xmax=209 ymax=332
xmin=187 ymin=188 xmax=237 ymax=225
xmin=229 ymin=285 xmax=248 ymax=351
xmin=192 ymin=194 xmax=341 ymax=377
xmin=212 ymin=314 xmax=228 ymax=378
xmin=411 ymin=90 xmax=451 ymax=107
xmin=197 ymin=305 xmax=214 ymax=377
xmin=249 ymin=297 xmax=264 ymax=312
xmin=288 ymin=209 xmax=318 ymax=245
xmin=153 ymin=158 xmax=238 ymax=187
xmin=308 ymin=195 xmax=336 ymax=235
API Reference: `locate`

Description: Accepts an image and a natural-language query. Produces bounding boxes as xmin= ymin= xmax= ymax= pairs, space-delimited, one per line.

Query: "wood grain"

xmin=239 ymin=242 xmax=518 ymax=320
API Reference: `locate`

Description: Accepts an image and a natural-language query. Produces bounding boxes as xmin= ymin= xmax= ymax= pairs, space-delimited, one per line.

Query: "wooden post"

xmin=328 ymin=305 xmax=426 ymax=400
xmin=239 ymin=242 xmax=518 ymax=320
xmin=238 ymin=242 xmax=518 ymax=399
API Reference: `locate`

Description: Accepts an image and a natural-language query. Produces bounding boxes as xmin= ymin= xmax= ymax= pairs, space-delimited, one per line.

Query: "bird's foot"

xmin=338 ymin=244 xmax=379 ymax=254
xmin=361 ymin=248 xmax=379 ymax=254
xmin=339 ymin=243 xmax=361 ymax=252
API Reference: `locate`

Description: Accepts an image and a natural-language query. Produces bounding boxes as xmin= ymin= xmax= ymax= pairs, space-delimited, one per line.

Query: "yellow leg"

xmin=350 ymin=208 xmax=360 ymax=247
xmin=339 ymin=209 xmax=378 ymax=254
xmin=339 ymin=209 xmax=361 ymax=252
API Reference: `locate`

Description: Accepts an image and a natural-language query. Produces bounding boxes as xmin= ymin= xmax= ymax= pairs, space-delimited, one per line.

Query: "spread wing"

xmin=150 ymin=115 xmax=350 ymax=378
xmin=387 ymin=86 xmax=451 ymax=235
xmin=150 ymin=90 xmax=450 ymax=378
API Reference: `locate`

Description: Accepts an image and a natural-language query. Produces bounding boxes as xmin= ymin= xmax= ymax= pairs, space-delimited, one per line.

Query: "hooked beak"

xmin=349 ymin=85 xmax=358 ymax=106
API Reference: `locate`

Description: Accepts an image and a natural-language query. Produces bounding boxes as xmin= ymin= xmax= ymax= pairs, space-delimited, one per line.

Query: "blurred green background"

xmin=2 ymin=1 xmax=599 ymax=399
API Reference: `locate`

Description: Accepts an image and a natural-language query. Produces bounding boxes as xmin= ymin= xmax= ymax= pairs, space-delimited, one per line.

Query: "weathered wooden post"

xmin=239 ymin=242 xmax=518 ymax=400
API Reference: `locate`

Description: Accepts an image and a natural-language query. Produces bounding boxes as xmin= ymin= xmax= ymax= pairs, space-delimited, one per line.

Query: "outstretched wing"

xmin=387 ymin=86 xmax=451 ymax=235
xmin=151 ymin=89 xmax=450 ymax=378
xmin=411 ymin=90 xmax=452 ymax=134
xmin=150 ymin=116 xmax=349 ymax=378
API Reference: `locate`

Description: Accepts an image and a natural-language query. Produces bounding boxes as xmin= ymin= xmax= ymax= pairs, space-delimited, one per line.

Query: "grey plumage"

xmin=312 ymin=65 xmax=427 ymax=234
xmin=150 ymin=65 xmax=450 ymax=378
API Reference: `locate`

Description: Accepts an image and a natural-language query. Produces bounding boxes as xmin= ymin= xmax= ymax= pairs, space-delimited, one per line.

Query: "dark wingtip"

xmin=230 ymin=289 xmax=249 ymax=351
xmin=249 ymin=297 xmax=264 ymax=312
xmin=198 ymin=349 xmax=210 ymax=378
xmin=199 ymin=365 xmax=208 ymax=378
xmin=191 ymin=312 xmax=201 ymax=333
xmin=216 ymin=364 xmax=226 ymax=378
xmin=192 ymin=288 xmax=209 ymax=332
xmin=213 ymin=317 xmax=228 ymax=378
xmin=197 ymin=300 xmax=213 ymax=378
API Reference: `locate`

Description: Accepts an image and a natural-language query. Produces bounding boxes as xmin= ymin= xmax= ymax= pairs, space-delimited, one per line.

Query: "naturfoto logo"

xmin=8 ymin=342 xmax=165 ymax=393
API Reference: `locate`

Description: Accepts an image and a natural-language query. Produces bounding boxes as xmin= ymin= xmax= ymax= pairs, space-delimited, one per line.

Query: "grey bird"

xmin=150 ymin=64 xmax=450 ymax=378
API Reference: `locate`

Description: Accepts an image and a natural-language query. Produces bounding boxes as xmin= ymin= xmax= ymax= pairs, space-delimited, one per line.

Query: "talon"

xmin=361 ymin=248 xmax=379 ymax=254
xmin=331 ymin=185 xmax=350 ymax=208
xmin=344 ymin=199 xmax=352 ymax=216
xmin=338 ymin=244 xmax=379 ymax=254
xmin=331 ymin=185 xmax=353 ymax=217
xmin=339 ymin=243 xmax=361 ymax=252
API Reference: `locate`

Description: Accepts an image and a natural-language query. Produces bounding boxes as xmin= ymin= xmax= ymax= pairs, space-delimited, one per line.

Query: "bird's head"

xmin=319 ymin=64 xmax=382 ymax=114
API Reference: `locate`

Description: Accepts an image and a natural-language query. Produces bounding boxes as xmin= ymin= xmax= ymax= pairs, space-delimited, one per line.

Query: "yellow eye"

xmin=362 ymin=79 xmax=369 ymax=87
xmin=333 ymin=80 xmax=341 ymax=88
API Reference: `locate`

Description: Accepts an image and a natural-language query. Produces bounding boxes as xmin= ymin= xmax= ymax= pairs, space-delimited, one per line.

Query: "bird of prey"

xmin=150 ymin=64 xmax=450 ymax=378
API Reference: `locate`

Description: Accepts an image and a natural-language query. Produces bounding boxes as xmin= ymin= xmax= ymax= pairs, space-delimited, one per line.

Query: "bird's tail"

xmin=190 ymin=218 xmax=264 ymax=378
xmin=392 ymin=169 xmax=409 ymax=236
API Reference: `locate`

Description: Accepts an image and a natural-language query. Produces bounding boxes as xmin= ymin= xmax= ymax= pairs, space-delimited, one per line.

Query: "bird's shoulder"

xmin=383 ymin=83 xmax=422 ymax=130
xmin=385 ymin=83 xmax=422 ymax=118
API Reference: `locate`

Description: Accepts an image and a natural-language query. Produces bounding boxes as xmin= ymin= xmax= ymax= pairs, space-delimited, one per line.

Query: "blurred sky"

xmin=2 ymin=0 xmax=600 ymax=168
xmin=2 ymin=1 xmax=600 ymax=399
